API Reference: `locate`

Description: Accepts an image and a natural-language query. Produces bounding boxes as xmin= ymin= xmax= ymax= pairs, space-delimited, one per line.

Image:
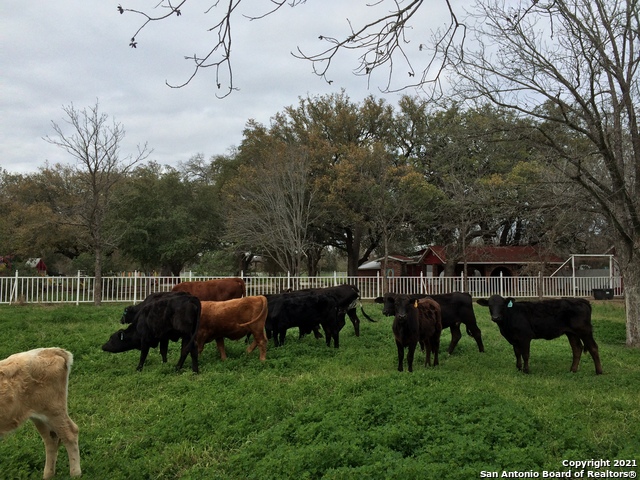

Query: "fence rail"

xmin=0 ymin=271 xmax=623 ymax=305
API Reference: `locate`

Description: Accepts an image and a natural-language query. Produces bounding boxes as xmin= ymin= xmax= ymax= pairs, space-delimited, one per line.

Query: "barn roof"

xmin=359 ymin=255 xmax=414 ymax=270
xmin=25 ymin=258 xmax=47 ymax=271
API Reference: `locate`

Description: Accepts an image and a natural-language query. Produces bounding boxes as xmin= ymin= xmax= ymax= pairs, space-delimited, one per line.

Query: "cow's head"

xmin=476 ymin=295 xmax=515 ymax=323
xmin=387 ymin=294 xmax=421 ymax=321
xmin=374 ymin=293 xmax=399 ymax=316
xmin=102 ymin=323 xmax=141 ymax=352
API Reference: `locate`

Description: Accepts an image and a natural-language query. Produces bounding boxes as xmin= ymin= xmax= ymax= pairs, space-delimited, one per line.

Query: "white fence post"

xmin=133 ymin=271 xmax=138 ymax=304
xmin=10 ymin=270 xmax=18 ymax=304
xmin=76 ymin=270 xmax=81 ymax=306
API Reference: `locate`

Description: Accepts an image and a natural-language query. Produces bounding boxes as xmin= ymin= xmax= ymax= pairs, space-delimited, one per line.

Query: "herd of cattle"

xmin=1 ymin=277 xmax=605 ymax=479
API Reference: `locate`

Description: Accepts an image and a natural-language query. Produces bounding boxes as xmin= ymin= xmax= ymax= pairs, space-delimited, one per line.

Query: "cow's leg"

xmin=581 ymin=334 xmax=603 ymax=375
xmin=347 ymin=308 xmax=360 ymax=337
xmin=256 ymin=334 xmax=267 ymax=361
xmin=513 ymin=344 xmax=523 ymax=371
xmin=33 ymin=415 xmax=81 ymax=479
xmin=136 ymin=345 xmax=151 ymax=371
xmin=465 ymin=322 xmax=485 ymax=352
xmin=159 ymin=338 xmax=169 ymax=363
xmin=521 ymin=341 xmax=531 ymax=374
xmin=245 ymin=331 xmax=267 ymax=361
xmin=216 ymin=338 xmax=228 ymax=360
xmin=189 ymin=335 xmax=200 ymax=373
xmin=566 ymin=333 xmax=583 ymax=373
xmin=32 ymin=418 xmax=60 ymax=480
xmin=55 ymin=417 xmax=81 ymax=479
xmin=424 ymin=341 xmax=431 ymax=367
xmin=407 ymin=342 xmax=417 ymax=373
xmin=396 ymin=341 xmax=405 ymax=372
xmin=176 ymin=337 xmax=198 ymax=373
xmin=246 ymin=338 xmax=258 ymax=353
xmin=312 ymin=326 xmax=323 ymax=339
xmin=448 ymin=323 xmax=462 ymax=354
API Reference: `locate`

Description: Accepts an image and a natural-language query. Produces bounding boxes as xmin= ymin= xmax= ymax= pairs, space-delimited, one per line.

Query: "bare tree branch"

xmin=116 ymin=0 xmax=463 ymax=95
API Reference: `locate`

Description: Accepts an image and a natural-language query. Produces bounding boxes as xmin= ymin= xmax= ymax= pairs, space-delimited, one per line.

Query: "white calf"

xmin=0 ymin=348 xmax=81 ymax=479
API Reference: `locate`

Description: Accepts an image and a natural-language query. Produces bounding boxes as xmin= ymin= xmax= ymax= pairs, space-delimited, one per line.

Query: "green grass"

xmin=1 ymin=300 xmax=638 ymax=479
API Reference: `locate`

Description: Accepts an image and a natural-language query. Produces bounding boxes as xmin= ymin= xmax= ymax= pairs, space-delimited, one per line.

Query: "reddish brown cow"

xmin=388 ymin=295 xmax=443 ymax=372
xmin=172 ymin=277 xmax=245 ymax=301
xmin=416 ymin=297 xmax=443 ymax=367
xmin=196 ymin=296 xmax=268 ymax=362
xmin=0 ymin=348 xmax=81 ymax=479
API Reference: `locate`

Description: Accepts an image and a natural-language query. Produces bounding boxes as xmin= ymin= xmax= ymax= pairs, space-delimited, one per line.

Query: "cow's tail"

xmin=360 ymin=303 xmax=377 ymax=323
xmin=579 ymin=338 xmax=587 ymax=353
xmin=186 ymin=300 xmax=202 ymax=352
xmin=238 ymin=296 xmax=268 ymax=327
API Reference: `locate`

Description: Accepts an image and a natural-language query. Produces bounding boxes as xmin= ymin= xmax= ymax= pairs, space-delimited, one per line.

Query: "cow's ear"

xmin=507 ymin=297 xmax=516 ymax=308
xmin=374 ymin=297 xmax=384 ymax=304
xmin=476 ymin=298 xmax=489 ymax=306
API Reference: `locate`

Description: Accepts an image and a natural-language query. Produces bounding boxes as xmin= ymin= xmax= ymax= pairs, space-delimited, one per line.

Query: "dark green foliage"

xmin=0 ymin=301 xmax=638 ymax=478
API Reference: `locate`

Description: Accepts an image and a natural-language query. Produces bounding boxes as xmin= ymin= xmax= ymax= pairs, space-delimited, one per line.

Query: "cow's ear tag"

xmin=414 ymin=300 xmax=418 ymax=308
xmin=120 ymin=332 xmax=124 ymax=340
xmin=507 ymin=300 xmax=513 ymax=308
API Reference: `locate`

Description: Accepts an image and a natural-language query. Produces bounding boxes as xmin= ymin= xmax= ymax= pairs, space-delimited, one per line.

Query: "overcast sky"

xmin=1 ymin=1 xmax=453 ymax=174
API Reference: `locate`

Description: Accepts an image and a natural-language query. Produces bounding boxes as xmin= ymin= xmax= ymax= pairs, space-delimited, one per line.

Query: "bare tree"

xmin=44 ymin=102 xmax=149 ymax=305
xmin=222 ymin=145 xmax=321 ymax=275
xmin=448 ymin=0 xmax=640 ymax=347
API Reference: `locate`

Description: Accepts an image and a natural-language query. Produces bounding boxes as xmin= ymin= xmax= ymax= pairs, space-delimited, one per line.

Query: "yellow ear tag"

xmin=414 ymin=300 xmax=418 ymax=308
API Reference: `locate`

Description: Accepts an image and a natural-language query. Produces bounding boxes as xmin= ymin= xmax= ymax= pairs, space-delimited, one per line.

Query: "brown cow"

xmin=388 ymin=295 xmax=443 ymax=372
xmin=0 ymin=348 xmax=81 ymax=479
xmin=416 ymin=297 xmax=443 ymax=367
xmin=197 ymin=296 xmax=268 ymax=362
xmin=172 ymin=277 xmax=245 ymax=301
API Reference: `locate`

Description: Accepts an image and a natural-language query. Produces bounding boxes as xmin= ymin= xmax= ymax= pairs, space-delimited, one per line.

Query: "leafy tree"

xmin=43 ymin=102 xmax=149 ymax=304
xmin=113 ymin=162 xmax=222 ymax=275
xmin=1 ymin=168 xmax=88 ymax=270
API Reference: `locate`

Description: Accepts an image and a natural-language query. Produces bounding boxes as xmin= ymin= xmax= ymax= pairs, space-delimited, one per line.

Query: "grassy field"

xmin=0 ymin=300 xmax=638 ymax=479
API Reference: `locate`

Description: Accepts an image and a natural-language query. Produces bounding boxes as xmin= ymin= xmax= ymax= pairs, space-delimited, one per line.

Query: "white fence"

xmin=0 ymin=271 xmax=623 ymax=305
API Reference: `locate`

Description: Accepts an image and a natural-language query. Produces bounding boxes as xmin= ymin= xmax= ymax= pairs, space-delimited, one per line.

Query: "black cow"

xmin=266 ymin=293 xmax=344 ymax=348
xmin=389 ymin=294 xmax=442 ymax=372
xmin=476 ymin=295 xmax=603 ymax=374
xmin=102 ymin=292 xmax=201 ymax=372
xmin=286 ymin=284 xmax=371 ymax=336
xmin=374 ymin=292 xmax=484 ymax=354
xmin=119 ymin=291 xmax=188 ymax=363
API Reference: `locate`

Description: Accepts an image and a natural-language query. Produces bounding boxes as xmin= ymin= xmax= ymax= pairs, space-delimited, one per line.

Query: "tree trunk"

xmin=618 ymin=243 xmax=640 ymax=348
xmin=345 ymin=227 xmax=362 ymax=277
xmin=93 ymin=244 xmax=102 ymax=306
